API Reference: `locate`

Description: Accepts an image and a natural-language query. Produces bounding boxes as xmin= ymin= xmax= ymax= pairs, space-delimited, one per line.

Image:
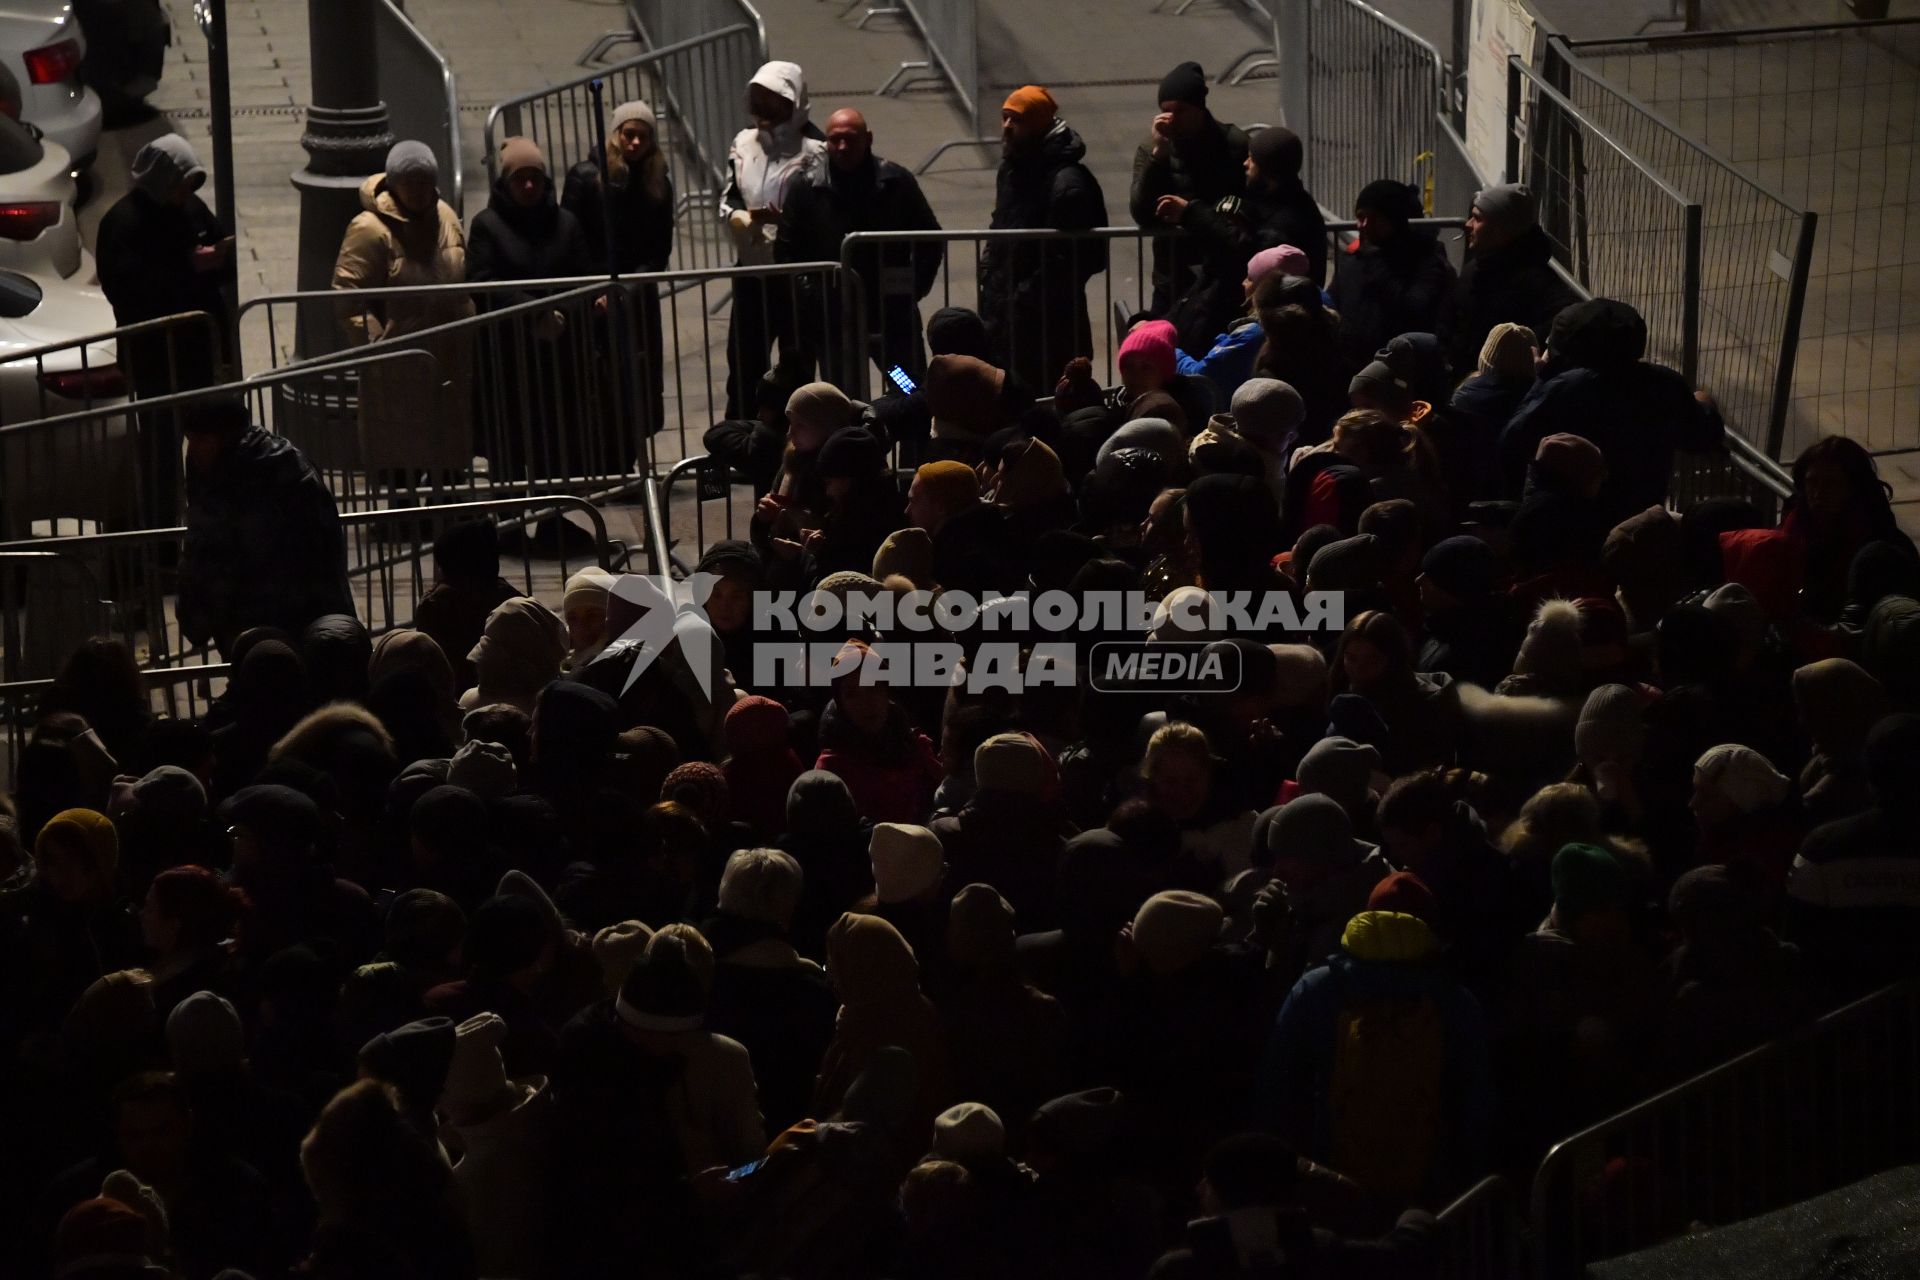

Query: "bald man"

xmin=777 ymin=107 xmax=944 ymax=382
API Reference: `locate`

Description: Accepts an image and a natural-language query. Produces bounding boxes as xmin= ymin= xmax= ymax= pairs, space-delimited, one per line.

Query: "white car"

xmin=0 ymin=107 xmax=126 ymax=532
xmin=0 ymin=1 xmax=101 ymax=170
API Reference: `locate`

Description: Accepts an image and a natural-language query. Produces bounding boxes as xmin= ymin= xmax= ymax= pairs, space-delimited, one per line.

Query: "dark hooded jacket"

xmin=466 ymin=172 xmax=595 ymax=302
xmin=1330 ymin=231 xmax=1457 ymax=369
xmin=1499 ymin=301 xmax=1723 ymax=519
xmin=1449 ymin=225 xmax=1580 ymax=373
xmin=178 ymin=428 xmax=355 ymax=651
xmin=1168 ymin=175 xmax=1327 ymax=357
xmin=980 ymin=122 xmax=1109 ymax=386
xmin=1129 ymin=114 xmax=1251 ymax=312
xmin=562 ymin=145 xmax=675 ymax=274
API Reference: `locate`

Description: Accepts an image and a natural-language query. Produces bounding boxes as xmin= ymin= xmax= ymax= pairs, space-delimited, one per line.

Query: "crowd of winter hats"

xmin=14 ymin=50 xmax=1920 ymax=1280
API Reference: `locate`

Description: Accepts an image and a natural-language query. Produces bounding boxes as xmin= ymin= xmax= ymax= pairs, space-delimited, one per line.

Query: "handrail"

xmin=235 ymin=260 xmax=843 ymax=320
xmin=628 ymin=0 xmax=767 ymax=64
xmin=0 ymin=495 xmax=614 ymax=561
xmin=0 ymin=310 xmax=215 ymax=374
xmin=1509 ymin=57 xmax=1700 ymax=210
xmin=0 ymin=347 xmax=442 ymax=440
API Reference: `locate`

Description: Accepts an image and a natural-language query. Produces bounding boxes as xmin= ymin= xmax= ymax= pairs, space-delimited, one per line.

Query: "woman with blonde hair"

xmin=563 ymin=100 xmax=676 ymax=441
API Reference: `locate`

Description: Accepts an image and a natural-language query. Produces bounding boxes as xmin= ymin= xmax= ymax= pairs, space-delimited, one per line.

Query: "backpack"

xmin=1327 ymin=991 xmax=1448 ymax=1200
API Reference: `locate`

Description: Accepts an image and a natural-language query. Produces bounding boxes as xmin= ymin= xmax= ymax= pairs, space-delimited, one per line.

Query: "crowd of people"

xmin=13 ymin=50 xmax=1920 ymax=1280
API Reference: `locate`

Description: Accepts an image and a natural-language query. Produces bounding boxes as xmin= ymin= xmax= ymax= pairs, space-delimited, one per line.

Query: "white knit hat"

xmin=870 ymin=822 xmax=944 ymax=904
xmin=1131 ymin=890 xmax=1223 ymax=975
xmin=438 ymin=1012 xmax=518 ymax=1120
xmin=1695 ymin=744 xmax=1790 ymax=814
xmin=611 ymin=100 xmax=656 ymax=132
xmin=591 ymin=919 xmax=654 ymax=994
xmin=932 ymin=1102 xmax=1006 ymax=1162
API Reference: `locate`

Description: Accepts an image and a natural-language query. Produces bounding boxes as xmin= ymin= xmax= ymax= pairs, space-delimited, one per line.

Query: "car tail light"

xmin=0 ymin=202 xmax=61 ymax=241
xmin=23 ymin=39 xmax=82 ymax=85
xmin=39 ymin=366 xmax=128 ymax=399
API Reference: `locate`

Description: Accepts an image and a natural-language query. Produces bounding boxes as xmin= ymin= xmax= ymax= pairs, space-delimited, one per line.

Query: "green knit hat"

xmin=1551 ymin=842 xmax=1628 ymax=921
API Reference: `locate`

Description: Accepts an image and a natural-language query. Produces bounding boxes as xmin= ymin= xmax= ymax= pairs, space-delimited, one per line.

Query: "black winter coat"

xmin=1449 ymin=225 xmax=1580 ymax=372
xmin=466 ymin=176 xmax=596 ymax=304
xmin=1500 ymin=359 xmax=1723 ymax=520
xmin=980 ymin=123 xmax=1108 ymax=385
xmin=562 ymin=149 xmax=675 ymax=274
xmin=1168 ymin=175 xmax=1327 ymax=356
xmin=95 ymin=188 xmax=228 ymax=328
xmin=95 ymin=188 xmax=228 ymax=386
xmin=1329 ymin=233 xmax=1457 ymax=368
xmin=777 ymin=155 xmax=943 ymax=312
xmin=177 ymin=428 xmax=354 ymax=651
xmin=1129 ymin=115 xmax=1250 ymax=311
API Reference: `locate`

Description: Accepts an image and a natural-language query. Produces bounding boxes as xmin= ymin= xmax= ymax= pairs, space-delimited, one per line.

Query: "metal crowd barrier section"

xmin=836 ymin=226 xmax=1194 ymax=406
xmin=873 ymin=0 xmax=980 ymax=137
xmin=628 ymin=0 xmax=767 ymax=64
xmin=1434 ymin=1176 xmax=1525 ymax=1280
xmin=0 ymin=311 xmax=223 ymax=538
xmin=1274 ymin=0 xmax=1448 ymax=218
xmin=1528 ymin=978 xmax=1920 ymax=1279
xmin=1 ymin=664 xmax=231 ymax=790
xmin=1553 ymin=21 xmax=1902 ymax=465
xmin=0 ymin=495 xmax=623 ymax=683
xmin=240 ymin=262 xmax=851 ymax=488
xmin=484 ymin=26 xmax=759 ymax=281
xmin=0 ymin=550 xmax=109 ymax=687
xmin=375 ymin=0 xmax=463 ymax=213
xmin=1507 ymin=57 xmax=1704 ymax=386
xmin=0 ymin=348 xmax=447 ymax=545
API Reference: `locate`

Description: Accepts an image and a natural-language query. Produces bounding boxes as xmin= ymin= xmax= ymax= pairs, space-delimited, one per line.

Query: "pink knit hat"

xmin=1118 ymin=319 xmax=1178 ymax=382
xmin=1247 ymin=243 xmax=1309 ymax=286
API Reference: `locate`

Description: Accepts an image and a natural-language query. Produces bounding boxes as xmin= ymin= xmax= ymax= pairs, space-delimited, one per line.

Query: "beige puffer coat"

xmin=332 ymin=173 xmax=476 ymax=471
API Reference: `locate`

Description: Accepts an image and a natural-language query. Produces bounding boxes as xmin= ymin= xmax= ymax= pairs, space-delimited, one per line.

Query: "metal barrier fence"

xmin=0 ymin=663 xmax=231 ymax=790
xmin=0 ymin=495 xmax=622 ymax=686
xmin=629 ymin=0 xmax=768 ymax=64
xmin=375 ymin=0 xmax=463 ymax=213
xmin=1554 ymin=21 xmax=1906 ymax=464
xmin=1507 ymin=57 xmax=1704 ymax=386
xmin=238 ymin=262 xmax=851 ymax=484
xmin=1274 ymin=0 xmax=1448 ymax=219
xmin=0 ymin=347 xmax=447 ymax=541
xmin=874 ymin=0 xmax=981 ymax=135
xmin=484 ymin=27 xmax=760 ymax=282
xmin=1434 ymin=1176 xmax=1525 ymax=1280
xmin=0 ymin=311 xmax=222 ymax=539
xmin=1529 ymin=978 xmax=1920 ymax=1278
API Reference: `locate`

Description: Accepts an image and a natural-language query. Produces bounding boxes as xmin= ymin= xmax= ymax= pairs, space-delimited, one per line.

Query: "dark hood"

xmin=1014 ymin=120 xmax=1090 ymax=173
xmin=487 ymin=173 xmax=561 ymax=236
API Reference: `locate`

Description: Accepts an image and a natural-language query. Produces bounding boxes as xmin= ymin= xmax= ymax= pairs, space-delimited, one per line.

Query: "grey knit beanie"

xmin=1472 ymin=183 xmax=1537 ymax=237
xmin=385 ymin=139 xmax=439 ymax=182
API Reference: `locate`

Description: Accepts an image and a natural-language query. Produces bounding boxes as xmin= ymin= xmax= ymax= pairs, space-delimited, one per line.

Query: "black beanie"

xmin=816 ymin=424 xmax=887 ymax=480
xmin=1158 ymin=61 xmax=1208 ymax=108
xmin=926 ymin=306 xmax=990 ymax=361
xmin=1355 ymin=178 xmax=1423 ymax=226
xmin=358 ymin=1016 xmax=456 ymax=1114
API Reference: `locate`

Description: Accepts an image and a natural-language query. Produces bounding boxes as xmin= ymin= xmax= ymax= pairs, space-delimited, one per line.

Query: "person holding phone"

xmin=720 ymin=61 xmax=825 ymax=418
xmin=96 ymin=133 xmax=234 ymax=528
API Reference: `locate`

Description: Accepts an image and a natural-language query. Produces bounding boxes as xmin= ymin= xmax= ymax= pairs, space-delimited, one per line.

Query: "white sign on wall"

xmin=1465 ymin=0 xmax=1543 ymax=186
